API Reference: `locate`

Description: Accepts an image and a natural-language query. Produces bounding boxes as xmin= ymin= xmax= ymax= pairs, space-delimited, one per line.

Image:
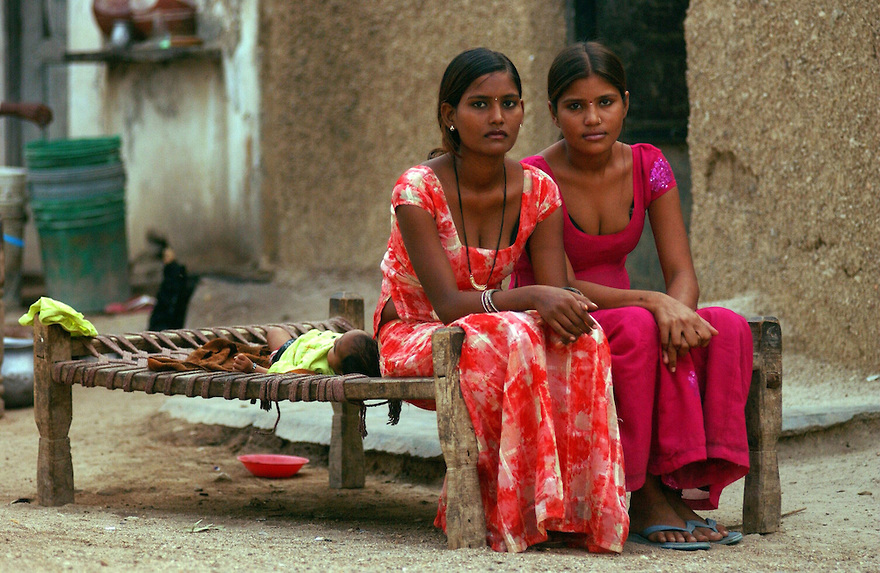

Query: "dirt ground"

xmin=0 ymin=379 xmax=877 ymax=572
xmin=1 ymin=275 xmax=879 ymax=572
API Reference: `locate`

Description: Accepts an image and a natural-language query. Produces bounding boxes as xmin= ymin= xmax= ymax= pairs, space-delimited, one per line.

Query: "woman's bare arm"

xmin=396 ymin=204 xmax=594 ymax=341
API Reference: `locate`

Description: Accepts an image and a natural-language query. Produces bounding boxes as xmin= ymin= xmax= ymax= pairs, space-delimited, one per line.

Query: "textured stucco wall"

xmin=260 ymin=1 xmax=568 ymax=275
xmin=686 ymin=2 xmax=880 ymax=366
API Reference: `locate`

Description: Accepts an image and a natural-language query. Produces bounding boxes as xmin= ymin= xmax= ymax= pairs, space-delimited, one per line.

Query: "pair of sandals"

xmin=629 ymin=518 xmax=744 ymax=551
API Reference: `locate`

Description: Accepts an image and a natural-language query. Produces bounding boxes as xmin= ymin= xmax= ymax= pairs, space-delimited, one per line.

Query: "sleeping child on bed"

xmin=231 ymin=326 xmax=380 ymax=378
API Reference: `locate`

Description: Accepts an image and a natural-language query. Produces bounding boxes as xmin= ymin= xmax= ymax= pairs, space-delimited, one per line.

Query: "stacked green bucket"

xmin=25 ymin=136 xmax=130 ymax=312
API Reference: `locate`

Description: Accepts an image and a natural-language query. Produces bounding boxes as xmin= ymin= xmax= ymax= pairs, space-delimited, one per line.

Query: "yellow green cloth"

xmin=267 ymin=329 xmax=342 ymax=374
xmin=19 ymin=297 xmax=98 ymax=337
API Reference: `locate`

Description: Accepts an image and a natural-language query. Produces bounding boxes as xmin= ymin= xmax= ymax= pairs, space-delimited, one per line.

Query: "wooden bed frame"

xmin=32 ymin=292 xmax=782 ymax=549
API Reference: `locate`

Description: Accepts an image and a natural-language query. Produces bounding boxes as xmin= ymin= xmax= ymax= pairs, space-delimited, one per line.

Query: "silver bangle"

xmin=562 ymin=286 xmax=583 ymax=296
xmin=481 ymin=288 xmax=501 ymax=313
xmin=251 ymin=361 xmax=257 ymax=372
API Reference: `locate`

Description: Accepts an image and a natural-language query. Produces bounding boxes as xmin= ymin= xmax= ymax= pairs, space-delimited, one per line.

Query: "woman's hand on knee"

xmin=653 ymin=296 xmax=718 ymax=371
xmin=530 ymin=286 xmax=598 ymax=343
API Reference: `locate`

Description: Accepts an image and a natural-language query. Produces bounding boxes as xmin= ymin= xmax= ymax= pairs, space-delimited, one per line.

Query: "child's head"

xmin=326 ymin=329 xmax=380 ymax=377
xmin=547 ymin=42 xmax=627 ymax=114
xmin=436 ymin=47 xmax=523 ymax=155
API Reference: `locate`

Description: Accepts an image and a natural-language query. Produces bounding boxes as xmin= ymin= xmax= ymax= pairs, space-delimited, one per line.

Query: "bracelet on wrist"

xmin=481 ymin=288 xmax=501 ymax=313
xmin=562 ymin=286 xmax=583 ymax=297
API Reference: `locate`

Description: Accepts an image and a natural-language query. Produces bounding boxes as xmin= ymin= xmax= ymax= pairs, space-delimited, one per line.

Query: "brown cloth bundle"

xmin=147 ymin=338 xmax=273 ymax=372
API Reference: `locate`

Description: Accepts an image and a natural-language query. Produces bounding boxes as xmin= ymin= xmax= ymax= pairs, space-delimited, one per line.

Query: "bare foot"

xmin=628 ymin=475 xmax=699 ymax=544
xmin=661 ymin=486 xmax=726 ymax=542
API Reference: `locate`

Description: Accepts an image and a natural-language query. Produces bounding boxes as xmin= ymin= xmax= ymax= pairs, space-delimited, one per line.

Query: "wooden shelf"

xmin=64 ymin=42 xmax=222 ymax=65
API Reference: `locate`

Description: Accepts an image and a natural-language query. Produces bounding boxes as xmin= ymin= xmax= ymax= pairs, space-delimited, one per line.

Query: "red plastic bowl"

xmin=237 ymin=454 xmax=309 ymax=479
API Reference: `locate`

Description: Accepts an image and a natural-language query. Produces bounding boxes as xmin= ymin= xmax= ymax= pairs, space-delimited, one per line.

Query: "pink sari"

xmin=513 ymin=147 xmax=752 ymax=509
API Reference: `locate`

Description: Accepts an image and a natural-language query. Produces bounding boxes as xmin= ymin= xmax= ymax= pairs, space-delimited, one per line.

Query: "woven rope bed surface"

xmin=52 ymin=318 xmax=364 ymax=404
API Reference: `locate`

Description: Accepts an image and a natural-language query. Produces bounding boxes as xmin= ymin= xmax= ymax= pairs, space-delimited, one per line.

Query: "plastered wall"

xmin=686 ymin=1 xmax=880 ymax=366
xmin=259 ymin=1 xmax=568 ymax=275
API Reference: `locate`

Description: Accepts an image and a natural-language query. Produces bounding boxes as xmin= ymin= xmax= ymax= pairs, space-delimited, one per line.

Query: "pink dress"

xmin=512 ymin=145 xmax=752 ymax=510
xmin=373 ymin=164 xmax=629 ymax=553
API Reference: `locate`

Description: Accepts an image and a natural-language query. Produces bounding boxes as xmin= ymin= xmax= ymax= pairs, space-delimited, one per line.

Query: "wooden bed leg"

xmin=743 ymin=317 xmax=782 ymax=534
xmin=433 ymin=327 xmax=486 ymax=549
xmin=33 ymin=321 xmax=75 ymax=506
xmin=329 ymin=402 xmax=365 ymax=488
xmin=328 ymin=293 xmax=365 ymax=489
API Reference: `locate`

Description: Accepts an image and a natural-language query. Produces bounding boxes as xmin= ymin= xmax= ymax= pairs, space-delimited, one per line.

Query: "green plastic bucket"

xmin=27 ymin=163 xmax=126 ymax=201
xmin=31 ymin=192 xmax=125 ymax=222
xmin=35 ymin=204 xmax=130 ymax=313
xmin=25 ymin=136 xmax=122 ymax=169
xmin=25 ymin=135 xmax=131 ymax=312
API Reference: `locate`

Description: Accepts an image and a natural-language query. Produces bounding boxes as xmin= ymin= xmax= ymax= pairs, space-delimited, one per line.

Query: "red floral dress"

xmin=373 ymin=164 xmax=629 ymax=553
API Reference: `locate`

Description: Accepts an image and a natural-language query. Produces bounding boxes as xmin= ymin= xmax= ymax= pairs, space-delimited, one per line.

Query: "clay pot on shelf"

xmin=131 ymin=0 xmax=197 ymax=39
xmin=92 ymin=0 xmax=133 ymax=37
xmin=130 ymin=0 xmax=195 ymax=9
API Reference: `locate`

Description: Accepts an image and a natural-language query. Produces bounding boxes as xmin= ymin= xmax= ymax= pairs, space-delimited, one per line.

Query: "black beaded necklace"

xmin=452 ymin=157 xmax=507 ymax=291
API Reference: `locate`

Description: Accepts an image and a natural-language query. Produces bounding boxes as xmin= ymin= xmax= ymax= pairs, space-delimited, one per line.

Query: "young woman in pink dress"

xmin=373 ymin=48 xmax=629 ymax=553
xmin=512 ymin=42 xmax=751 ymax=550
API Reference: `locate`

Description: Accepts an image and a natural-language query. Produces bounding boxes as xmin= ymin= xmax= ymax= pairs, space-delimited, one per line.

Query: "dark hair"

xmin=338 ymin=331 xmax=381 ymax=378
xmin=435 ymin=47 xmax=523 ymax=155
xmin=547 ymin=42 xmax=627 ymax=114
xmin=338 ymin=332 xmax=400 ymax=425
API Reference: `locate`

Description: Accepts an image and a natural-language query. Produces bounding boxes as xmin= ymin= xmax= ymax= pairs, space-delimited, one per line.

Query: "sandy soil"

xmin=1 ymin=275 xmax=878 ymax=572
xmin=0 ymin=377 xmax=877 ymax=572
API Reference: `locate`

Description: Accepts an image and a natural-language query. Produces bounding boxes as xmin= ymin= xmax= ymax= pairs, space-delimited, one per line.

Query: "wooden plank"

xmin=34 ymin=322 xmax=75 ymax=506
xmin=329 ymin=402 xmax=365 ymax=489
xmin=743 ymin=448 xmax=781 ymax=533
xmin=342 ymin=378 xmax=434 ymax=400
xmin=63 ymin=44 xmax=222 ymax=65
xmin=328 ymin=293 xmax=365 ymax=488
xmin=432 ymin=327 xmax=486 ymax=549
xmin=57 ymin=367 xmax=437 ymax=402
xmin=52 ymin=362 xmax=435 ymax=402
xmin=329 ymin=293 xmax=365 ymax=331
xmin=743 ymin=317 xmax=782 ymax=534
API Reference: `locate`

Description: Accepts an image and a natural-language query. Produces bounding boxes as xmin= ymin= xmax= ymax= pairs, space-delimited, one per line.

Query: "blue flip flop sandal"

xmin=628 ymin=522 xmax=711 ymax=551
xmin=686 ymin=518 xmax=744 ymax=545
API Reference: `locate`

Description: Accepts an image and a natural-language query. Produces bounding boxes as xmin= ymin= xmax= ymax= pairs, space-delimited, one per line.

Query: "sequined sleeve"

xmin=648 ymin=154 xmax=677 ymax=201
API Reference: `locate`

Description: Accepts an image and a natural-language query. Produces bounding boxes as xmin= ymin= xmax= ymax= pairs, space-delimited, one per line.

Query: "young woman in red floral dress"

xmin=373 ymin=48 xmax=629 ymax=553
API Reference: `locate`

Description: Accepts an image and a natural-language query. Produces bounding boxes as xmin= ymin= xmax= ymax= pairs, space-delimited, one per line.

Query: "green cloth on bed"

xmin=19 ymin=297 xmax=98 ymax=337
xmin=267 ymin=329 xmax=342 ymax=374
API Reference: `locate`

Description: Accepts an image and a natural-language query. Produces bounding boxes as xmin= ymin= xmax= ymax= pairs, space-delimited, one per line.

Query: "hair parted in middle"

xmin=547 ymin=41 xmax=627 ymax=114
xmin=435 ymin=47 xmax=523 ymax=155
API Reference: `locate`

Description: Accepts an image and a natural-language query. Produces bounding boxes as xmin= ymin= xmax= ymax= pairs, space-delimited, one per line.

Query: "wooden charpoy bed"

xmin=31 ymin=293 xmax=782 ymax=549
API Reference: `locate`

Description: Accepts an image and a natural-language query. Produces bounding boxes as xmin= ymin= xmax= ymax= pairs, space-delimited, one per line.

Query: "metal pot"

xmin=2 ymin=338 xmax=35 ymax=409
